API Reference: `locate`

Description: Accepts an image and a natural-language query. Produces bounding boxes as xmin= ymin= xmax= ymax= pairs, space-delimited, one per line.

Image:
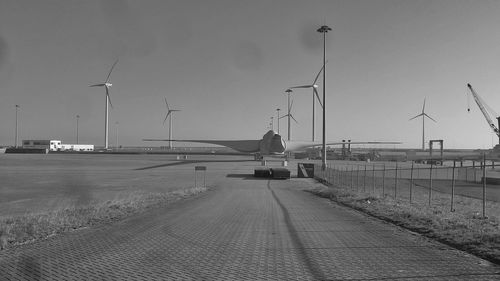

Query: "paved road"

xmin=1 ymin=174 xmax=500 ymax=280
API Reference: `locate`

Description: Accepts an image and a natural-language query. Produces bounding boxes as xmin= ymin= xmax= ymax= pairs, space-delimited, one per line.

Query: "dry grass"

xmin=0 ymin=186 xmax=207 ymax=250
xmin=308 ymin=181 xmax=500 ymax=264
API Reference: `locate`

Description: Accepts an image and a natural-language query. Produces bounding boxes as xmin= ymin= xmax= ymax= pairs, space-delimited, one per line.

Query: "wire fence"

xmin=314 ymin=161 xmax=496 ymax=217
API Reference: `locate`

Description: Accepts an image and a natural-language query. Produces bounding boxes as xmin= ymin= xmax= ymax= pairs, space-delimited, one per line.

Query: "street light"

xmin=285 ymin=89 xmax=293 ymax=140
xmin=14 ymin=105 xmax=19 ymax=147
xmin=115 ymin=121 xmax=119 ymax=148
xmin=76 ymin=115 xmax=80 ymax=144
xmin=276 ymin=108 xmax=281 ymax=134
xmin=317 ymin=25 xmax=332 ymax=170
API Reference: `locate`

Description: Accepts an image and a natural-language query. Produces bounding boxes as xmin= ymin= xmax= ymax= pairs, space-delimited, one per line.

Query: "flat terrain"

xmin=1 ymin=155 xmax=500 ymax=280
xmin=0 ymin=153 xmax=255 ymax=216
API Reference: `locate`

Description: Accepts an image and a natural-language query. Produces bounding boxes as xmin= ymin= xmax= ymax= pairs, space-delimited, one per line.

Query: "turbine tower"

xmin=409 ymin=98 xmax=437 ymax=150
xmin=163 ymin=97 xmax=181 ymax=149
xmin=89 ymin=59 xmax=119 ymax=149
xmin=289 ymin=61 xmax=327 ymax=141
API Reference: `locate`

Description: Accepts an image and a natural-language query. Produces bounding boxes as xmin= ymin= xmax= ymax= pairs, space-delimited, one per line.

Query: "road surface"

xmin=1 ymin=173 xmax=499 ymax=280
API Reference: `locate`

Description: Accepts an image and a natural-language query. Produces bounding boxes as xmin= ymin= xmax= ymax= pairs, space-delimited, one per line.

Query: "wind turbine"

xmin=163 ymin=97 xmax=181 ymax=149
xmin=280 ymin=91 xmax=298 ymax=141
xmin=409 ymin=98 xmax=437 ymax=150
xmin=289 ymin=61 xmax=327 ymax=141
xmin=89 ymin=59 xmax=119 ymax=149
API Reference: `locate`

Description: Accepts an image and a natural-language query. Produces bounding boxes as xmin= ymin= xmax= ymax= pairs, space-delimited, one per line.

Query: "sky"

xmin=1 ymin=0 xmax=500 ymax=149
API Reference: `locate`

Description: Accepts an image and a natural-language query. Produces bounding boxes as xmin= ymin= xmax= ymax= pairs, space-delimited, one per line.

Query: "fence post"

xmin=350 ymin=166 xmax=354 ymax=190
xmin=363 ymin=165 xmax=367 ymax=192
xmin=482 ymin=153 xmax=486 ymax=218
xmin=451 ymin=161 xmax=455 ymax=212
xmin=382 ymin=164 xmax=386 ymax=197
xmin=409 ymin=162 xmax=414 ymax=203
xmin=356 ymin=165 xmax=360 ymax=191
xmin=429 ymin=163 xmax=433 ymax=206
xmin=473 ymin=161 xmax=477 ymax=182
xmin=394 ymin=162 xmax=398 ymax=199
xmin=372 ymin=165 xmax=376 ymax=194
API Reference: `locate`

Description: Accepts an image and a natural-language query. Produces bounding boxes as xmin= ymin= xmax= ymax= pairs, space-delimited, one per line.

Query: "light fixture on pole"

xmin=276 ymin=108 xmax=281 ymax=134
xmin=285 ymin=89 xmax=293 ymax=140
xmin=76 ymin=115 xmax=80 ymax=144
xmin=317 ymin=24 xmax=332 ymax=170
xmin=14 ymin=105 xmax=19 ymax=147
xmin=115 ymin=121 xmax=119 ymax=149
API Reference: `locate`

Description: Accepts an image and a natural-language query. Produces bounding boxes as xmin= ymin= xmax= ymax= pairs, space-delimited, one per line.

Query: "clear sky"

xmin=1 ymin=0 xmax=500 ymax=149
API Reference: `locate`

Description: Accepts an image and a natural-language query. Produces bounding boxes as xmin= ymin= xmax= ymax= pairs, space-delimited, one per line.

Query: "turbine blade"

xmin=289 ymin=99 xmax=294 ymax=112
xmin=163 ymin=113 xmax=170 ymax=124
xmin=105 ymin=59 xmax=119 ymax=83
xmin=314 ymin=88 xmax=323 ymax=108
xmin=89 ymin=83 xmax=105 ymax=87
xmin=106 ymin=87 xmax=113 ymax=108
xmin=409 ymin=113 xmax=424 ymax=121
xmin=422 ymin=98 xmax=426 ymax=113
xmin=312 ymin=60 xmax=328 ymax=84
xmin=290 ymin=85 xmax=313 ymax=89
xmin=290 ymin=114 xmax=298 ymax=123
xmin=164 ymin=97 xmax=170 ymax=112
xmin=424 ymin=113 xmax=437 ymax=122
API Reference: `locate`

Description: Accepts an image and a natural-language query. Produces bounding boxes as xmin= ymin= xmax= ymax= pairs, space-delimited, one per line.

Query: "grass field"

xmin=0 ymin=153 xmax=255 ymax=249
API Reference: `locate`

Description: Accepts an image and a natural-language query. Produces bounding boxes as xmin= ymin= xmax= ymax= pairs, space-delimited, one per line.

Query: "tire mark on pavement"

xmin=267 ymin=180 xmax=326 ymax=280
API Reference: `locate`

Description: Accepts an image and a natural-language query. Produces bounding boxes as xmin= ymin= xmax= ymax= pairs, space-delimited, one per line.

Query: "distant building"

xmin=22 ymin=140 xmax=94 ymax=152
xmin=22 ymin=140 xmax=62 ymax=151
xmin=61 ymin=144 xmax=94 ymax=152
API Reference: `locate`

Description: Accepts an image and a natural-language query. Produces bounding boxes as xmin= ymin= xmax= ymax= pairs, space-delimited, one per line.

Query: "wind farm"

xmin=4 ymin=1 xmax=500 ymax=280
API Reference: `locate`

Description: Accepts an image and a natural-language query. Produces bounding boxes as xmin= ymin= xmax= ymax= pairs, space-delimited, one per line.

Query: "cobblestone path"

xmin=1 ymin=176 xmax=500 ymax=280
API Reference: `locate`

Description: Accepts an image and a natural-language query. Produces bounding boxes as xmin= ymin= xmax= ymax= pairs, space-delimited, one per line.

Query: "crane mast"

xmin=467 ymin=83 xmax=500 ymax=145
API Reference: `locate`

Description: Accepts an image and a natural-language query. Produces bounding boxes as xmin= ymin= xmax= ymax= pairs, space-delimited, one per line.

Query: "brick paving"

xmin=1 ymin=175 xmax=500 ymax=280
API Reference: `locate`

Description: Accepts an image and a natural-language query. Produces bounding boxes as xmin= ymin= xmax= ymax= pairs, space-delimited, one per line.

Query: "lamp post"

xmin=76 ymin=115 xmax=80 ymax=144
xmin=115 ymin=121 xmax=119 ymax=148
xmin=285 ymin=89 xmax=293 ymax=140
xmin=276 ymin=108 xmax=281 ymax=134
xmin=317 ymin=25 xmax=332 ymax=170
xmin=14 ymin=105 xmax=19 ymax=147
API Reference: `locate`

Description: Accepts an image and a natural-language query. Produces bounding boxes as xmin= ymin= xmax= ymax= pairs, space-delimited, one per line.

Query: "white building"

xmin=61 ymin=144 xmax=94 ymax=152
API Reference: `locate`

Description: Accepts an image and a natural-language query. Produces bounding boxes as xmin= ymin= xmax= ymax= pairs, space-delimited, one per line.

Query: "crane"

xmin=467 ymin=83 xmax=500 ymax=146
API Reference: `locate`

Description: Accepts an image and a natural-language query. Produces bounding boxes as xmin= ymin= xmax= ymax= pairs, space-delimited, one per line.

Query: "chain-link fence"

xmin=314 ymin=161 xmax=496 ymax=217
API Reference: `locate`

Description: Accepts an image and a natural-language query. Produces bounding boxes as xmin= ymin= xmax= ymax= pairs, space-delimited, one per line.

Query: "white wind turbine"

xmin=163 ymin=97 xmax=181 ymax=149
xmin=409 ymin=98 xmax=437 ymax=150
xmin=89 ymin=59 xmax=119 ymax=149
xmin=289 ymin=61 xmax=327 ymax=141
xmin=279 ymin=95 xmax=298 ymax=141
